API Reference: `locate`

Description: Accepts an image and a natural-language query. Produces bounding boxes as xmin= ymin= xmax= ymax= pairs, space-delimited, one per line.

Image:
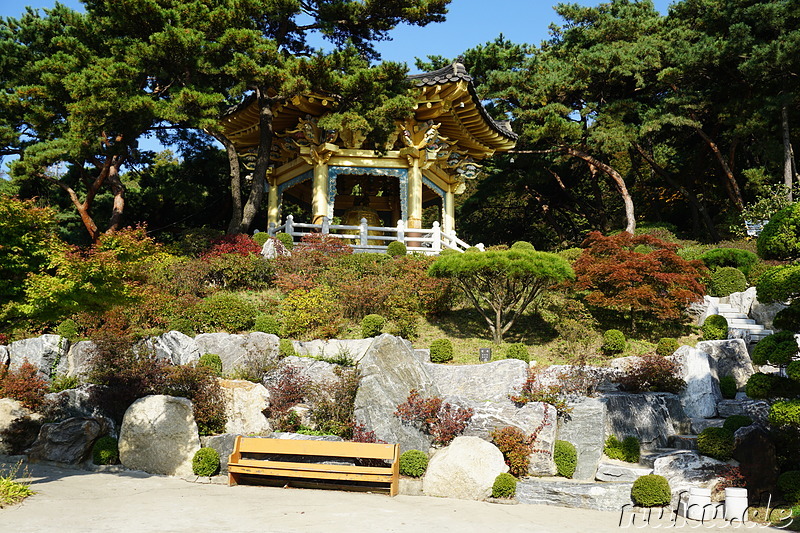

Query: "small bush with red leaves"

xmin=201 ymin=234 xmax=261 ymax=258
xmin=394 ymin=389 xmax=473 ymax=446
xmin=490 ymin=426 xmax=532 ymax=477
xmin=0 ymin=360 xmax=48 ymax=410
xmin=264 ymin=365 xmax=312 ymax=431
xmin=619 ymin=355 xmax=685 ymax=394
xmin=162 ymin=364 xmax=226 ymax=436
xmin=274 ymin=234 xmax=353 ymax=293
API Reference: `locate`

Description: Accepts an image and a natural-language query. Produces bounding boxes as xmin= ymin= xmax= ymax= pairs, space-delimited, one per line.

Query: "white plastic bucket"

xmin=685 ymin=487 xmax=713 ymax=520
xmin=724 ymin=487 xmax=749 ymax=521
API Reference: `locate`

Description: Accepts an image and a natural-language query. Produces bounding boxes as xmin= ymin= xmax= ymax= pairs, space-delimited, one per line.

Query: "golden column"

xmin=311 ymin=163 xmax=329 ymax=224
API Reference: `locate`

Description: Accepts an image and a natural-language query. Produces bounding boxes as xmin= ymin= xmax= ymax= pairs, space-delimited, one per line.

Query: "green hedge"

xmin=631 ymin=475 xmax=671 ymax=507
xmin=554 ymin=440 xmax=577 ymax=478
xmin=702 ymin=315 xmax=728 ymax=341
xmin=430 ymin=339 xmax=454 ymax=363
xmin=505 ymin=343 xmax=529 ymax=363
xmin=710 ymin=266 xmax=748 ymax=297
xmin=697 ymin=427 xmax=734 ymax=461
xmin=192 ymin=447 xmax=220 ymax=477
xmin=399 ymin=449 xmax=428 ymax=478
xmin=604 ymin=435 xmax=640 ymax=463
xmin=601 ymin=329 xmax=626 ymax=355
xmin=492 ymin=472 xmax=517 ymax=498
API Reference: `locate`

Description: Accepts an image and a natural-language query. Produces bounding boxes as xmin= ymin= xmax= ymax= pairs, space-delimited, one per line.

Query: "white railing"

xmin=268 ymin=214 xmax=481 ymax=254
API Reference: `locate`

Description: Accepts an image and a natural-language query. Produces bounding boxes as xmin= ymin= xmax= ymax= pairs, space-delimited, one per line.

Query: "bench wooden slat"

xmin=228 ymin=436 xmax=400 ymax=496
xmin=232 ymin=458 xmax=392 ymax=476
xmin=228 ymin=464 xmax=394 ymax=483
xmin=234 ymin=437 xmax=397 ymax=460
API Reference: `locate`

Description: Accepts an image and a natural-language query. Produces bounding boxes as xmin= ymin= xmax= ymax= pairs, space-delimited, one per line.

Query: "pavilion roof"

xmin=221 ymin=62 xmax=516 ymax=158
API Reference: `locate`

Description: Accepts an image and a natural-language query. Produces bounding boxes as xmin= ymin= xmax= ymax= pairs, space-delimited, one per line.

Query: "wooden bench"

xmin=228 ymin=436 xmax=400 ymax=496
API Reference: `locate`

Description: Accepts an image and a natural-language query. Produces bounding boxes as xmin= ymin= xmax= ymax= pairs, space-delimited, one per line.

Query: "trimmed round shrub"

xmin=752 ymin=331 xmax=800 ymax=366
xmin=386 ymin=241 xmax=407 ymax=257
xmin=438 ymin=248 xmax=459 ymax=257
xmin=719 ymin=375 xmax=738 ymax=399
xmin=601 ymin=329 xmax=626 ymax=355
xmin=557 ymin=247 xmax=583 ymax=263
xmin=631 ymin=475 xmax=672 ymax=507
xmin=198 ymin=353 xmax=223 ymax=377
xmin=788 ymin=361 xmax=800 ymax=383
xmin=399 ymin=449 xmax=428 ymax=478
xmin=511 ymin=241 xmax=535 ymax=251
xmin=702 ymin=315 xmax=728 ymax=341
xmin=723 ymin=415 xmax=753 ymax=433
xmin=604 ymin=435 xmax=640 ymax=463
xmin=92 ymin=436 xmax=119 ymax=465
xmin=465 ymin=246 xmax=481 ymax=253
xmin=252 ymin=231 xmax=270 ymax=247
xmin=430 ymin=339 xmax=454 ymax=363
xmin=192 ymin=292 xmax=257 ymax=332
xmin=778 ymin=470 xmax=800 ymax=503
xmin=253 ymin=313 xmax=281 ymax=336
xmin=769 ymin=400 xmax=800 ymax=430
xmin=192 ymin=447 xmax=221 ymax=477
xmin=656 ymin=338 xmax=679 ymax=357
xmin=697 ymin=427 xmax=734 ymax=461
xmin=700 ymin=248 xmax=759 ymax=277
xmin=361 ymin=314 xmax=386 ymax=338
xmin=276 ymin=232 xmax=294 ymax=250
xmin=505 ymin=343 xmax=529 ymax=363
xmin=56 ymin=318 xmax=80 ymax=341
xmin=747 ymin=372 xmax=776 ymax=399
xmin=554 ymin=440 xmax=577 ymax=478
xmin=492 ymin=472 xmax=517 ymax=498
xmin=756 ymin=203 xmax=800 ymax=260
xmin=773 ymin=301 xmax=800 ymax=332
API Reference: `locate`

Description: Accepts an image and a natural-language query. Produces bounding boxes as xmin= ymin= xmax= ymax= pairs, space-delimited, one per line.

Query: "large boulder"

xmin=26 ymin=417 xmax=109 ymax=464
xmin=672 ymin=346 xmax=722 ymax=418
xmin=652 ymin=451 xmax=727 ymax=507
xmin=55 ymin=341 xmax=96 ymax=379
xmin=44 ymin=384 xmax=107 ymax=421
xmin=558 ymin=396 xmax=607 ymax=480
xmin=218 ymin=379 xmax=271 ymax=435
xmin=750 ymin=299 xmax=787 ymax=331
xmin=291 ymin=338 xmax=375 ymax=364
xmin=8 ymin=335 xmax=69 ymax=380
xmin=140 ymin=331 xmax=200 ymax=366
xmin=461 ymin=400 xmax=557 ymax=475
xmin=279 ymin=356 xmax=339 ymax=385
xmin=422 ymin=436 xmax=508 ymax=501
xmin=118 ymin=395 xmax=201 ymax=477
xmin=194 ymin=332 xmax=279 ymax=374
xmin=728 ymin=288 xmax=757 ymax=316
xmin=354 ymin=334 xmax=439 ymax=452
xmin=424 ymin=359 xmax=528 ymax=403
xmin=603 ymin=392 xmax=689 ymax=450
xmin=733 ymin=425 xmax=779 ymax=502
xmin=516 ymin=478 xmax=634 ymax=511
xmin=0 ymin=398 xmax=44 ymax=454
xmin=696 ymin=339 xmax=754 ymax=390
xmin=595 ymin=461 xmax=653 ymax=482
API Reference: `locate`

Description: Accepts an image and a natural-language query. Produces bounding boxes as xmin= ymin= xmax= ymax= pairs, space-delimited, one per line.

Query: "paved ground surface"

xmin=0 ymin=462 xmax=635 ymax=533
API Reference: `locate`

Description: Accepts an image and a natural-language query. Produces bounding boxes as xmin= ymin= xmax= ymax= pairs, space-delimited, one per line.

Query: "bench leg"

xmin=229 ymin=472 xmax=240 ymax=486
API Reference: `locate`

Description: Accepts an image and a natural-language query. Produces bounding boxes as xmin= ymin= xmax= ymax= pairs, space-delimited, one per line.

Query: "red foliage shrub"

xmin=395 ymin=389 xmax=473 ymax=445
xmin=0 ymin=360 xmax=48 ymax=410
xmin=510 ymin=367 xmax=573 ymax=415
xmin=273 ymin=234 xmax=353 ymax=293
xmin=162 ymin=364 xmax=226 ymax=435
xmin=573 ymin=231 xmax=707 ymax=330
xmin=619 ymin=355 xmax=686 ymax=393
xmin=491 ymin=426 xmax=532 ymax=477
xmin=0 ymin=333 xmax=9 ymax=345
xmin=265 ymin=365 xmax=311 ymax=430
xmin=201 ymin=234 xmax=261 ymax=258
xmin=352 ymin=423 xmax=386 ymax=444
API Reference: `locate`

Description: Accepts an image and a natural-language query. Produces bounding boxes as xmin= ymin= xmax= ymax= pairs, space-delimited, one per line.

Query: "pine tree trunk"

xmin=106 ymin=157 xmax=125 ymax=233
xmin=213 ymin=133 xmax=243 ymax=235
xmin=238 ymin=88 xmax=274 ymax=234
xmin=694 ymin=127 xmax=744 ymax=211
xmin=783 ymin=103 xmax=795 ymax=203
xmin=564 ymin=147 xmax=636 ymax=234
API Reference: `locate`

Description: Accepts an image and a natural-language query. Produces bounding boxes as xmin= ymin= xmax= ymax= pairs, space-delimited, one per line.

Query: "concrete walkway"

xmin=0 ymin=462 xmax=631 ymax=533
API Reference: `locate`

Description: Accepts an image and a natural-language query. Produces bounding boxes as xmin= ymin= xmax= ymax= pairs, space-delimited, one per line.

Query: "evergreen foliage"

xmin=702 ymin=315 xmax=728 ymax=341
xmin=491 ymin=473 xmax=517 ymax=498
xmin=429 ymin=339 xmax=454 ymax=363
xmin=709 ymin=267 xmax=748 ymax=297
xmin=631 ymin=475 xmax=671 ymax=507
xmin=399 ymin=450 xmax=428 ymax=478
xmin=554 ymin=440 xmax=577 ymax=478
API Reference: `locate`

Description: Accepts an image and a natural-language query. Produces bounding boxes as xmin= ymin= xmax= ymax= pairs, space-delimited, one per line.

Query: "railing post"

xmin=322 ymin=215 xmax=330 ymax=235
xmin=397 ymin=220 xmax=405 ymax=244
xmin=432 ymin=221 xmax=441 ymax=253
xmin=286 ymin=214 xmax=294 ymax=238
xmin=268 ymin=222 xmax=276 ymax=236
xmin=360 ymin=217 xmax=368 ymax=246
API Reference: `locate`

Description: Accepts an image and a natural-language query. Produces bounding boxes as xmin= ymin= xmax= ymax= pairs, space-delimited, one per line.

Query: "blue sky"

xmin=1 ymin=0 xmax=672 ymax=172
xmin=2 ymin=0 xmax=673 ymax=70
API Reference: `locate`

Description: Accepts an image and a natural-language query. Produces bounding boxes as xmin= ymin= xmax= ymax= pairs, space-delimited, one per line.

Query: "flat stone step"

xmin=668 ymin=435 xmax=698 ymax=450
xmin=727 ymin=318 xmax=756 ymax=325
xmin=721 ymin=313 xmax=749 ymax=320
xmin=728 ymin=323 xmax=766 ymax=331
xmin=516 ymin=477 xmax=634 ymax=512
xmin=690 ymin=418 xmax=725 ymax=434
xmin=639 ymin=448 xmax=681 ymax=468
xmin=595 ymin=461 xmax=653 ymax=482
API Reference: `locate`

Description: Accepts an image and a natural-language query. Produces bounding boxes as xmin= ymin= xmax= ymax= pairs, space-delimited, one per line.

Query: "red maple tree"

xmin=572 ymin=231 xmax=707 ymax=331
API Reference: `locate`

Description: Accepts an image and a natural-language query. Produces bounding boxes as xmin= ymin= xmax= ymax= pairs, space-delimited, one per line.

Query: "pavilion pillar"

xmin=312 ymin=163 xmax=329 ymax=224
xmin=443 ymin=187 xmax=455 ymax=235
xmin=267 ymin=177 xmax=280 ymax=228
xmin=407 ymin=159 xmax=423 ymax=229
